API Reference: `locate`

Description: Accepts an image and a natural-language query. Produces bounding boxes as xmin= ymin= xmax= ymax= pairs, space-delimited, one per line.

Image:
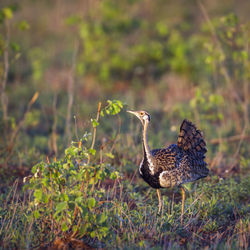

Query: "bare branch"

xmin=210 ymin=134 xmax=250 ymax=144
xmin=65 ymin=41 xmax=79 ymax=145
xmin=1 ymin=19 xmax=10 ymax=122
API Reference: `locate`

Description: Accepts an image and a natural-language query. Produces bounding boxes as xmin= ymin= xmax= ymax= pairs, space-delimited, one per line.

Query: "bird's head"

xmin=127 ymin=110 xmax=151 ymax=125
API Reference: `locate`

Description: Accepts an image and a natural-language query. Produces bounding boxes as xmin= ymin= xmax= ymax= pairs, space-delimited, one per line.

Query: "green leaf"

xmin=190 ymin=98 xmax=196 ymax=108
xmin=79 ymin=223 xmax=88 ymax=235
xmin=61 ymin=221 xmax=68 ymax=232
xmin=63 ymin=194 xmax=69 ymax=202
xmin=91 ymin=118 xmax=99 ymax=128
xmin=105 ymin=100 xmax=123 ymax=115
xmin=34 ymin=189 xmax=43 ymax=201
xmin=10 ymin=42 xmax=20 ymax=52
xmin=56 ymin=201 xmax=68 ymax=213
xmin=77 ymin=62 xmax=86 ymax=75
xmin=97 ymin=212 xmax=107 ymax=224
xmin=90 ymin=231 xmax=96 ymax=238
xmin=241 ymin=51 xmax=248 ymax=60
xmin=156 ymin=22 xmax=168 ymax=36
xmin=33 ymin=210 xmax=40 ymax=219
xmin=87 ymin=197 xmax=96 ymax=209
xmin=65 ymin=15 xmax=82 ymax=25
xmin=89 ymin=177 xmax=96 ymax=185
xmin=75 ymin=196 xmax=83 ymax=204
xmin=105 ymin=152 xmax=114 ymax=159
xmin=79 ymin=205 xmax=88 ymax=216
xmin=116 ymin=100 xmax=123 ymax=108
xmin=43 ymin=193 xmax=49 ymax=203
xmin=110 ymin=171 xmax=120 ymax=180
xmin=100 ymin=226 xmax=108 ymax=235
xmin=89 ymin=148 xmax=96 ymax=156
xmin=218 ymin=113 xmax=224 ymax=121
xmin=18 ymin=20 xmax=30 ymax=30
xmin=2 ymin=8 xmax=13 ymax=19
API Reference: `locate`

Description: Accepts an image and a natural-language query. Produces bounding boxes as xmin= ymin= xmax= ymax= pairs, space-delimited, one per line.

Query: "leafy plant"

xmin=23 ymin=100 xmax=124 ymax=244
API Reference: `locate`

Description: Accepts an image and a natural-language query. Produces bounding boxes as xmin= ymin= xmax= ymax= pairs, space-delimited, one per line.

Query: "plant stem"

xmin=83 ymin=102 xmax=102 ymax=195
xmin=65 ymin=41 xmax=79 ymax=145
xmin=89 ymin=102 xmax=102 ymax=161
xmin=51 ymin=93 xmax=58 ymax=156
xmin=71 ymin=102 xmax=102 ymax=235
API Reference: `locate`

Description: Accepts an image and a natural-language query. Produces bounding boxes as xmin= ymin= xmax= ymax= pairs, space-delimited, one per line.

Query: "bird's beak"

xmin=127 ymin=110 xmax=140 ymax=119
xmin=127 ymin=110 xmax=137 ymax=115
xmin=127 ymin=110 xmax=139 ymax=117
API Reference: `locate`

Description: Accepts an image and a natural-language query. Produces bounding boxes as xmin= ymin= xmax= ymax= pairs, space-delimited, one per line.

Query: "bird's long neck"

xmin=142 ymin=121 xmax=153 ymax=161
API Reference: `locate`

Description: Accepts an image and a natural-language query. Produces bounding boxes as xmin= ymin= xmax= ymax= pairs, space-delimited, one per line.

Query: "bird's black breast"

xmin=139 ymin=157 xmax=161 ymax=189
xmin=139 ymin=145 xmax=183 ymax=189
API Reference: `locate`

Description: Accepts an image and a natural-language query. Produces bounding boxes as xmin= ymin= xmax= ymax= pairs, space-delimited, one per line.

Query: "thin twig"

xmin=65 ymin=40 xmax=79 ymax=145
xmin=83 ymin=102 xmax=102 ymax=196
xmin=51 ymin=93 xmax=58 ymax=155
xmin=1 ymin=19 xmax=10 ymax=123
xmin=210 ymin=134 xmax=250 ymax=144
xmin=242 ymin=36 xmax=249 ymax=128
xmin=89 ymin=102 xmax=102 ymax=158
xmin=74 ymin=115 xmax=79 ymax=141
xmin=227 ymin=125 xmax=248 ymax=172
xmin=71 ymin=102 xmax=102 ymax=234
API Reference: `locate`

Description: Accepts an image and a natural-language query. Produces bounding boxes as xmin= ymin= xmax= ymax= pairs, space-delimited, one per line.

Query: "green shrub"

xmin=23 ymin=100 xmax=124 ymax=243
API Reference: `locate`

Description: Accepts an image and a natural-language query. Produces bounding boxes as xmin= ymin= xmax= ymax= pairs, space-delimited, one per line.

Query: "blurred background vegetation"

xmin=0 ymin=0 xmax=249 ymax=185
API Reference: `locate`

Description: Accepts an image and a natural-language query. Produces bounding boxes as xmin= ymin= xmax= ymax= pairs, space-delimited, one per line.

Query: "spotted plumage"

xmin=127 ymin=110 xmax=209 ymax=224
xmin=137 ymin=118 xmax=208 ymax=189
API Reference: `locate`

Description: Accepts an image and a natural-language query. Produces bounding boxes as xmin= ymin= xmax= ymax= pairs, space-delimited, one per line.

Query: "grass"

xmin=0 ymin=172 xmax=249 ymax=249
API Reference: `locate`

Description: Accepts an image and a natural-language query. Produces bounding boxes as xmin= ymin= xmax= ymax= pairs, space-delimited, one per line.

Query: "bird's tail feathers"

xmin=177 ymin=119 xmax=207 ymax=157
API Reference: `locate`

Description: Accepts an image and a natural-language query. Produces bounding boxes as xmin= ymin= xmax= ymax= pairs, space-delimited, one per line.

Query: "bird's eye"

xmin=140 ymin=112 xmax=144 ymax=115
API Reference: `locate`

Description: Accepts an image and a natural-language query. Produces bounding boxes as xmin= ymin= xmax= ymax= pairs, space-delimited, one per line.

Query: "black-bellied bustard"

xmin=127 ymin=110 xmax=209 ymax=225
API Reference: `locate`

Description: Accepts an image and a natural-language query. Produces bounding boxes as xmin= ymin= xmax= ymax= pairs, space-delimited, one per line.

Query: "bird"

xmin=127 ymin=110 xmax=209 ymax=225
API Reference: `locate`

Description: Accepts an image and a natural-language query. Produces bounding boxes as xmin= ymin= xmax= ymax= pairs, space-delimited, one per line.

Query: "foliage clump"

xmin=22 ymin=100 xmax=124 ymax=246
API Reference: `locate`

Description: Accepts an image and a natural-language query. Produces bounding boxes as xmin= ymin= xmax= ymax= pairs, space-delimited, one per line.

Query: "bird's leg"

xmin=180 ymin=186 xmax=185 ymax=226
xmin=156 ymin=189 xmax=162 ymax=214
